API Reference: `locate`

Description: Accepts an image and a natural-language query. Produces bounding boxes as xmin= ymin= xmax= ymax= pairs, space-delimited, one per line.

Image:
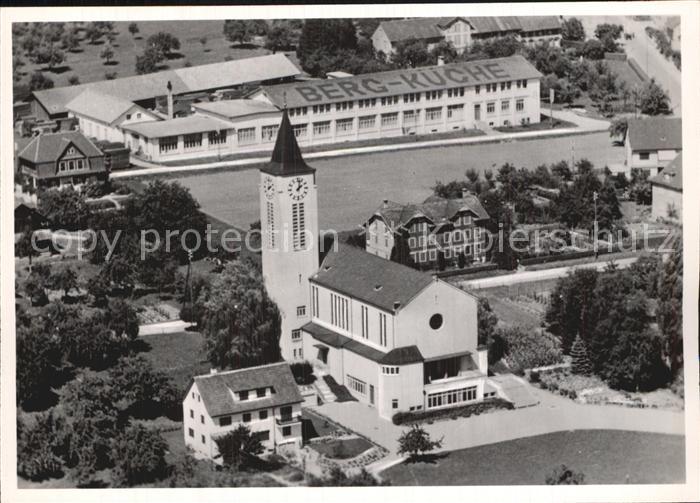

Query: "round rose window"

xmin=429 ymin=313 xmax=443 ymax=330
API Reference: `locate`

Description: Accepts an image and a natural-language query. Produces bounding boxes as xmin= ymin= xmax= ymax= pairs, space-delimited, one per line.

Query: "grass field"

xmin=382 ymin=430 xmax=685 ymax=485
xmin=15 ymin=20 xmax=281 ymax=89
xmin=138 ymin=330 xmax=210 ymax=391
xmin=174 ymin=132 xmax=625 ymax=232
xmin=309 ymin=437 xmax=374 ymax=460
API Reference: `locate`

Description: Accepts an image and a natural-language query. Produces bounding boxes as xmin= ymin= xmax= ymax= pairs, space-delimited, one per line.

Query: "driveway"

xmin=310 ymin=380 xmax=684 ymax=472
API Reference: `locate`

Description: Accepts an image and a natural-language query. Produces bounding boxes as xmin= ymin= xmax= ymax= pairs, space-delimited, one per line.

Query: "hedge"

xmin=436 ymin=263 xmax=499 ymax=279
xmin=392 ymin=398 xmax=514 ymax=425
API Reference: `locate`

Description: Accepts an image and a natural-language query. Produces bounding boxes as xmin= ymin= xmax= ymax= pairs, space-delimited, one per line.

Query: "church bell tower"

xmin=259 ymin=110 xmax=319 ymax=361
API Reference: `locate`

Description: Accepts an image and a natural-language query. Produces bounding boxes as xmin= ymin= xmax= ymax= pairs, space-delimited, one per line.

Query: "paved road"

xmin=461 ymin=256 xmax=638 ymax=290
xmin=314 ymin=381 xmax=684 ymax=474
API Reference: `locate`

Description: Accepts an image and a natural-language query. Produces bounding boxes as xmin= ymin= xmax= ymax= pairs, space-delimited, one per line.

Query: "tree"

xmin=128 ymin=22 xmax=139 ymax=38
xmin=199 ymin=261 xmax=282 ymax=370
xmin=297 ymin=19 xmax=357 ymax=72
xmin=550 ymin=160 xmax=572 ymax=181
xmin=104 ymin=298 xmax=140 ymax=340
xmin=135 ymin=48 xmax=159 ymax=75
xmin=392 ymin=37 xmax=432 ymax=68
xmin=84 ymin=22 xmax=105 ymax=44
xmin=594 ymin=23 xmax=623 ymax=43
xmin=608 ymin=116 xmax=628 ymax=141
xmin=104 ymin=71 xmax=118 ymax=80
xmin=68 ymin=74 xmax=80 ymax=85
xmin=17 ymin=411 xmax=69 ymax=480
xmin=546 ymin=464 xmax=585 ymax=485
xmin=223 ymin=20 xmax=254 ymax=46
xmin=581 ymin=39 xmax=605 ymax=60
xmin=430 ymin=40 xmax=458 ymax=64
xmin=657 ymin=242 xmax=683 ymax=377
xmin=639 ymin=79 xmax=670 ymax=115
xmin=28 ymin=71 xmax=54 ymax=91
xmin=100 ymin=44 xmax=115 ymax=64
xmin=61 ymin=28 xmax=80 ymax=52
xmin=111 ymin=424 xmax=168 ymax=486
xmin=50 ymin=266 xmax=79 ymax=297
xmin=146 ymin=31 xmax=181 ymax=59
xmin=570 ymin=334 xmax=592 ymax=375
xmin=545 ymin=268 xmax=600 ymax=353
xmin=561 ymin=18 xmax=585 ymax=41
xmin=397 ymin=424 xmax=443 ymax=461
xmin=109 ymin=355 xmax=179 ymax=418
xmin=38 ymin=187 xmax=92 ymax=231
xmin=24 ymin=266 xmax=51 ymax=306
xmin=265 ymin=22 xmax=294 ymax=53
xmin=17 ymin=322 xmax=59 ymax=406
xmin=214 ymin=424 xmax=264 ymax=468
xmin=33 ymin=44 xmax=65 ymax=70
xmin=478 ymin=298 xmax=502 ymax=363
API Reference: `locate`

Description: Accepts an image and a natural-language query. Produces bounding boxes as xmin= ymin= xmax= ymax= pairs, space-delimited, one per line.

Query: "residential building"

xmin=17 ymin=131 xmax=107 ymax=190
xmin=259 ymin=110 xmax=488 ymax=420
xmin=624 ymin=117 xmax=682 ymax=178
xmin=364 ymin=192 xmax=491 ymax=267
xmin=28 ymin=53 xmax=301 ymax=121
xmin=371 ymin=16 xmax=561 ymax=55
xmin=650 ymin=152 xmax=682 ymax=221
xmin=182 ymin=362 xmax=304 ymax=462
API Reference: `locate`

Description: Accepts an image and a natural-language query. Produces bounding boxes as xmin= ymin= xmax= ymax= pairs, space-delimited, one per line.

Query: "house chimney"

xmin=461 ymin=188 xmax=469 ymax=199
xmin=393 ymin=301 xmax=401 ymax=311
xmin=382 ymin=198 xmax=389 ymax=208
xmin=437 ymin=55 xmax=445 ymax=66
xmin=166 ymin=80 xmax=174 ymax=120
xmin=210 ymin=368 xmax=218 ymax=375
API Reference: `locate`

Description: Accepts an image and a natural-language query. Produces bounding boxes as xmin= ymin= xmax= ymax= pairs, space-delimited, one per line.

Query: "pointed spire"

xmin=261 ymin=109 xmax=315 ymax=176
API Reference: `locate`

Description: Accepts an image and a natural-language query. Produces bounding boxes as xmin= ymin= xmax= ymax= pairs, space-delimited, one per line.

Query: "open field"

xmin=605 ymin=58 xmax=646 ymax=89
xmin=139 ymin=330 xmax=210 ymax=391
xmin=14 ymin=20 xmax=282 ymax=89
xmin=382 ymin=430 xmax=685 ymax=485
xmin=175 ymin=132 xmax=625 ymax=231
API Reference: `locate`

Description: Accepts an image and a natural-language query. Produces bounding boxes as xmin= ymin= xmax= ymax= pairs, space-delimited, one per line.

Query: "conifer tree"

xmin=570 ymin=334 xmax=592 ymax=375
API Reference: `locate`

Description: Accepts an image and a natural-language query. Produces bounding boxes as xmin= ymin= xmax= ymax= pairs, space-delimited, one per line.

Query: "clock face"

xmin=287 ymin=177 xmax=309 ymax=201
xmin=263 ymin=177 xmax=275 ymax=200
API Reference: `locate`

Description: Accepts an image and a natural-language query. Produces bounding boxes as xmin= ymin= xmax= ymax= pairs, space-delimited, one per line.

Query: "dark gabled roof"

xmin=257 ymin=55 xmax=541 ymax=109
xmin=310 ymin=244 xmax=434 ymax=313
xmin=18 ymin=131 xmax=103 ymax=164
xmin=512 ymin=16 xmax=561 ymax=33
xmin=627 ymin=117 xmax=682 ymax=151
xmin=380 ymin=346 xmax=424 ymax=365
xmin=191 ymin=362 xmax=303 ymax=418
xmin=369 ymin=193 xmax=490 ymax=232
xmin=650 ymin=153 xmax=682 ymax=191
xmin=303 ymin=322 xmax=386 ymax=362
xmin=260 ymin=110 xmax=316 ymax=177
xmin=378 ymin=17 xmax=445 ymax=42
xmin=303 ymin=322 xmax=424 ymax=365
xmin=468 ymin=16 xmax=522 ymax=34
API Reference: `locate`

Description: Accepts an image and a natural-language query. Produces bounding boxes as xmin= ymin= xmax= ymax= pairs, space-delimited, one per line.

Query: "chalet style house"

xmin=364 ymin=192 xmax=491 ymax=268
xmin=182 ymin=363 xmax=304 ymax=462
xmin=17 ymin=131 xmax=108 ymax=190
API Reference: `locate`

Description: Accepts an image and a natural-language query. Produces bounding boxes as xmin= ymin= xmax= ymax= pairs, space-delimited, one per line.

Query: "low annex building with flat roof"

xmin=183 ymin=362 xmax=304 ymax=462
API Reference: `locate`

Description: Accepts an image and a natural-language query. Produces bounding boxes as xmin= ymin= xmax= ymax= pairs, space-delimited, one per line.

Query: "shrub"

xmin=392 ymin=398 xmax=513 ymax=425
xmin=290 ymin=361 xmax=316 ymax=385
xmin=546 ymin=464 xmax=585 ymax=484
xmin=111 ymin=424 xmax=168 ymax=486
xmin=498 ymin=327 xmax=563 ymax=374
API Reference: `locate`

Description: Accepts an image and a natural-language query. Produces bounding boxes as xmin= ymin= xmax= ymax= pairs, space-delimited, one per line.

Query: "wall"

xmin=395 ymin=280 xmax=479 ymax=360
xmin=377 ymin=361 xmax=423 ymax=419
xmin=371 ymin=26 xmax=394 ymax=56
xmin=341 ymin=348 xmax=380 ymax=406
xmin=365 ymin=218 xmax=394 ymax=260
xmin=183 ymin=381 xmax=303 ymax=462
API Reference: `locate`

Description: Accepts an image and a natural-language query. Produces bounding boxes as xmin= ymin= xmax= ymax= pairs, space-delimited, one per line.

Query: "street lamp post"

xmin=593 ymin=191 xmax=599 ymax=259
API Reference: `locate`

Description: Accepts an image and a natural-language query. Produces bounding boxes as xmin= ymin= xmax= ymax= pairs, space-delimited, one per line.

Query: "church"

xmin=259 ymin=111 xmax=488 ymax=420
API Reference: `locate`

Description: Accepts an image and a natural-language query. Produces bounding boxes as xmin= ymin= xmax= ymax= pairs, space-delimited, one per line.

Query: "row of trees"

xmin=546 ymin=242 xmax=683 ymax=390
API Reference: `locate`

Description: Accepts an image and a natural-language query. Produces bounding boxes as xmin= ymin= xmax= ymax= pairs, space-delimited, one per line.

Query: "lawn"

xmin=138 ymin=330 xmax=210 ymax=391
xmin=14 ymin=21 xmax=278 ymax=89
xmin=174 ymin=132 xmax=625 ymax=232
xmin=382 ymin=430 xmax=685 ymax=485
xmin=309 ymin=437 xmax=374 ymax=460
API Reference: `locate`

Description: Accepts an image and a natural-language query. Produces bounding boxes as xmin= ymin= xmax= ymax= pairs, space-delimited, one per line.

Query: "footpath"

xmin=113 ymin=110 xmax=610 ymax=179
